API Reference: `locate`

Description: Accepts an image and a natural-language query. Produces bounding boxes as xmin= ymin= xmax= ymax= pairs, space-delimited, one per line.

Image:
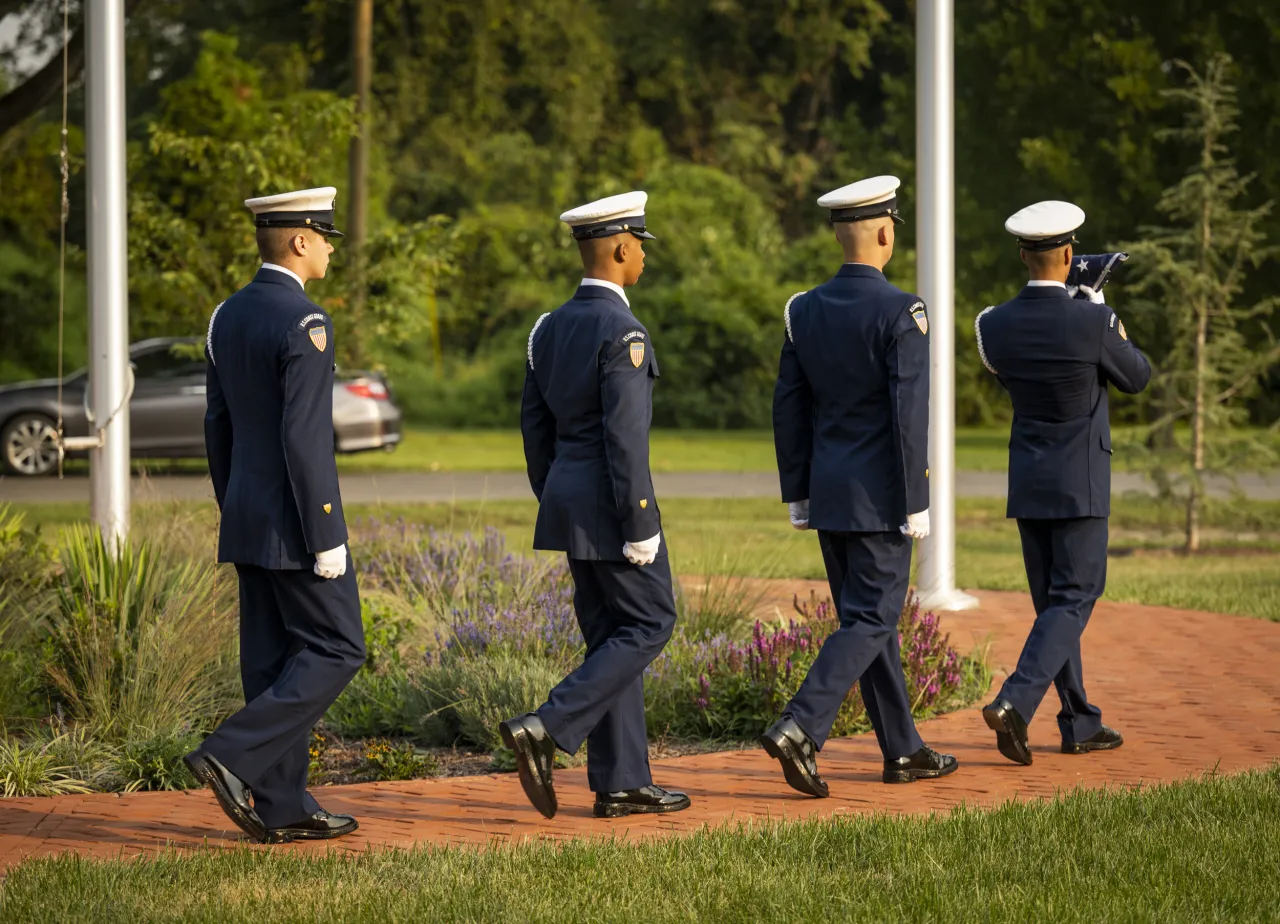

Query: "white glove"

xmin=622 ymin=532 xmax=662 ymax=567
xmin=900 ymin=510 xmax=930 ymax=540
xmin=788 ymin=500 xmax=810 ymax=530
xmin=314 ymin=545 xmax=347 ymax=579
xmin=1078 ymin=285 xmax=1107 ymax=305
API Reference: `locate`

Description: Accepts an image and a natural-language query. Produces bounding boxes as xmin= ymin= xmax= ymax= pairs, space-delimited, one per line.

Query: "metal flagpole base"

xmin=914 ymin=586 xmax=981 ymax=612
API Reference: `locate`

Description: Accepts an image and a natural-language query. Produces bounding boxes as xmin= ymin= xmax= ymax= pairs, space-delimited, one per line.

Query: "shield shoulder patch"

xmin=911 ymin=304 xmax=929 ymax=335
xmin=309 ymin=326 xmax=328 ymax=352
xmin=629 ymin=341 xmax=645 ymax=368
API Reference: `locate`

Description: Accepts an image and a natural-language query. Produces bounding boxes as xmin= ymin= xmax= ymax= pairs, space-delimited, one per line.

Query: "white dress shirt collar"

xmin=580 ymin=277 xmax=630 ymax=307
xmin=1026 ymin=279 xmax=1067 ymax=289
xmin=261 ymin=262 xmax=306 ymax=290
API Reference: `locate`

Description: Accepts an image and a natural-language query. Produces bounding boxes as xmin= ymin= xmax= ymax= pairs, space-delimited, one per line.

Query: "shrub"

xmin=0 ymin=649 xmax=46 ymax=726
xmin=350 ymin=525 xmax=582 ymax=749
xmin=326 ymin=662 xmax=415 ymax=739
xmin=40 ymin=527 xmax=238 ymax=739
xmin=674 ymin=570 xmax=765 ymax=641
xmin=359 ymin=738 xmax=439 ymax=781
xmin=28 ymin=724 xmax=124 ymax=792
xmin=0 ymin=503 xmax=57 ymax=618
xmin=645 ymin=592 xmax=984 ymax=741
xmin=0 ymin=734 xmax=93 ymax=797
xmin=325 ymin=600 xmax=416 ymax=738
xmin=360 ymin=523 xmax=560 ymax=629
xmin=441 ymin=576 xmax=579 ymax=669
xmin=0 ymin=504 xmax=58 ymax=722
xmin=110 ymin=726 xmax=202 ymax=792
xmin=407 ymin=651 xmax=565 ymax=750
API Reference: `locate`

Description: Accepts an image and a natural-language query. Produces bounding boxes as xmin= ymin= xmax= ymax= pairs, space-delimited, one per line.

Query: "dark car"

xmin=0 ymin=337 xmax=402 ymax=476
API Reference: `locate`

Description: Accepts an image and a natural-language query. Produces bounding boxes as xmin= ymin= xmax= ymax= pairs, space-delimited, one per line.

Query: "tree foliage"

xmin=1119 ymin=56 xmax=1278 ymax=549
xmin=1 ymin=0 xmax=1277 ymax=429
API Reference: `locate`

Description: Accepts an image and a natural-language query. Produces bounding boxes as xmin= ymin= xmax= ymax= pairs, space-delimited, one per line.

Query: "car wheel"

xmin=1 ymin=413 xmax=61 ymax=476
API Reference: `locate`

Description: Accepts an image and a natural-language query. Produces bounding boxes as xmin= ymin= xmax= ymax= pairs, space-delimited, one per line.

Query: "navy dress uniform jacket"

xmin=522 ymin=285 xmax=663 ymax=561
xmin=773 ymin=264 xmax=930 ymax=531
xmin=205 ymin=268 xmax=348 ymax=567
xmin=976 ymin=285 xmax=1151 ymax=519
xmin=199 ymin=266 xmax=365 ymax=831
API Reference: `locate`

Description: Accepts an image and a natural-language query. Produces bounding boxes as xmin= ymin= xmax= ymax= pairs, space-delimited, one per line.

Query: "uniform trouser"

xmin=202 ymin=562 xmax=365 ymax=829
xmin=998 ymin=517 xmax=1106 ymax=743
xmin=537 ymin=556 xmax=678 ymax=793
xmin=785 ymin=530 xmax=924 ymax=758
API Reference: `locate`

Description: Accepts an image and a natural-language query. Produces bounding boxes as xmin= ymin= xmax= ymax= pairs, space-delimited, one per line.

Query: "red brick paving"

xmin=3 ymin=588 xmax=1279 ymax=873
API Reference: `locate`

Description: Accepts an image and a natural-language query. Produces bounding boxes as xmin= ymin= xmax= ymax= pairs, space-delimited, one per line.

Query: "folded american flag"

xmin=1066 ymin=252 xmax=1128 ymax=300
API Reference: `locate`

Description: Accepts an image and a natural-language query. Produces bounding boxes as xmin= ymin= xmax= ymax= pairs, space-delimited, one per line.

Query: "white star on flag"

xmin=1076 ymin=259 xmax=1088 ymax=272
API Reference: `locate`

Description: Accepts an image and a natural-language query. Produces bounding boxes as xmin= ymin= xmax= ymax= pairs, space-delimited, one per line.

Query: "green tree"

xmin=126 ymin=31 xmax=455 ymax=368
xmin=1119 ymin=56 xmax=1278 ymax=551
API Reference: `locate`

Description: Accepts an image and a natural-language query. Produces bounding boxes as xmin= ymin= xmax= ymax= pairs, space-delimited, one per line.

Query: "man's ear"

xmin=290 ymin=232 xmax=308 ymax=257
xmin=613 ymin=240 xmax=628 ymax=264
xmin=877 ymin=224 xmax=890 ymax=247
xmin=1063 ymin=244 xmax=1073 ymax=266
xmin=1019 ymin=249 xmax=1029 ymax=268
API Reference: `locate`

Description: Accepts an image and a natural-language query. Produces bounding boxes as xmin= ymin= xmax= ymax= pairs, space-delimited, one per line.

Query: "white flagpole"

xmin=915 ymin=0 xmax=977 ymax=611
xmin=86 ymin=0 xmax=131 ymax=547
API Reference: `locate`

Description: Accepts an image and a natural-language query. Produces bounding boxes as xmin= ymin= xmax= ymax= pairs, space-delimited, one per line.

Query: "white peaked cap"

xmin=244 ymin=186 xmax=338 ymax=215
xmin=817 ymin=175 xmax=901 ymax=210
xmin=244 ymin=186 xmax=344 ymax=237
xmin=560 ymin=191 xmax=654 ymax=240
xmin=1005 ymin=200 xmax=1086 ymax=249
xmin=560 ymin=191 xmax=647 ymax=225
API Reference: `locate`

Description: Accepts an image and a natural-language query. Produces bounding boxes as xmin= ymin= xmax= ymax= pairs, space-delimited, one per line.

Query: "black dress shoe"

xmin=883 ymin=745 xmax=959 ymax=784
xmin=266 ymin=810 xmax=359 ymax=843
xmin=1062 ymin=725 xmax=1123 ymax=754
xmin=759 ymin=716 xmax=828 ymax=798
xmin=594 ymin=785 xmax=692 ymax=818
xmin=982 ymin=698 xmax=1033 ymax=766
xmin=499 ymin=713 xmax=558 ymax=819
xmin=183 ymin=749 xmax=268 ymax=842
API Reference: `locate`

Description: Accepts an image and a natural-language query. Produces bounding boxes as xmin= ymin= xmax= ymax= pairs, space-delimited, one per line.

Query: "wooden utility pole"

xmin=348 ymin=0 xmax=373 ymax=362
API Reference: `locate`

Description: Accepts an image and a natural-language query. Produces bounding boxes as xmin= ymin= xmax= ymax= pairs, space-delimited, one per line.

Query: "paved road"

xmin=1 ymin=469 xmax=1275 ymax=504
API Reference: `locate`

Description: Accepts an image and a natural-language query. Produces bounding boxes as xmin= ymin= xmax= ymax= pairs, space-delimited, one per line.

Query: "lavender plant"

xmin=337 ymin=523 xmax=985 ymax=753
xmin=644 ymin=591 xmax=982 ymax=741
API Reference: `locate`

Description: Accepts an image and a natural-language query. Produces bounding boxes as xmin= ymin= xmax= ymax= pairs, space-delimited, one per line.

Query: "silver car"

xmin=0 ymin=337 xmax=402 ymax=476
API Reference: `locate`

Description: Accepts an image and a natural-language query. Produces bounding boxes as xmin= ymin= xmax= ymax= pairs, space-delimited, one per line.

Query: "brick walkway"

xmin=3 ymin=588 xmax=1279 ymax=873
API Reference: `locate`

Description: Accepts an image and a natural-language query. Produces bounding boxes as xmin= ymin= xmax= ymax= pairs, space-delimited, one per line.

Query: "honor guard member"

xmin=761 ymin=176 xmax=958 ymax=796
xmin=185 ymin=187 xmax=366 ymax=843
xmin=975 ymin=201 xmax=1151 ymax=765
xmin=501 ymin=191 xmax=690 ymax=820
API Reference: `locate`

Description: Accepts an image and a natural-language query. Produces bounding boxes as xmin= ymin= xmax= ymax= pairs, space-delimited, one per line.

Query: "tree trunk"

xmin=1186 ymin=123 xmax=1215 ymax=554
xmin=1186 ymin=299 xmax=1208 ymax=552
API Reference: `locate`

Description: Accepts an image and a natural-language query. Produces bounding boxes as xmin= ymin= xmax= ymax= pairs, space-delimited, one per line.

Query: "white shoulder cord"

xmin=783 ymin=291 xmax=806 ymax=343
xmin=975 ymin=306 xmax=997 ymax=374
xmin=206 ymin=301 xmax=225 ymax=366
xmin=527 ymin=312 xmax=551 ymax=370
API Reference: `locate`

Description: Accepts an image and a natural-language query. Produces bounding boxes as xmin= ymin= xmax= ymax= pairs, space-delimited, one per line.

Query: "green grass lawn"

xmin=14 ymin=496 xmax=1280 ymax=621
xmin=2 ymin=767 xmax=1276 ymax=922
xmin=63 ymin=425 xmax=1277 ymax=475
xmin=370 ymin=496 xmax=1279 ymax=621
xmin=329 ymin=424 xmax=1277 ymax=473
